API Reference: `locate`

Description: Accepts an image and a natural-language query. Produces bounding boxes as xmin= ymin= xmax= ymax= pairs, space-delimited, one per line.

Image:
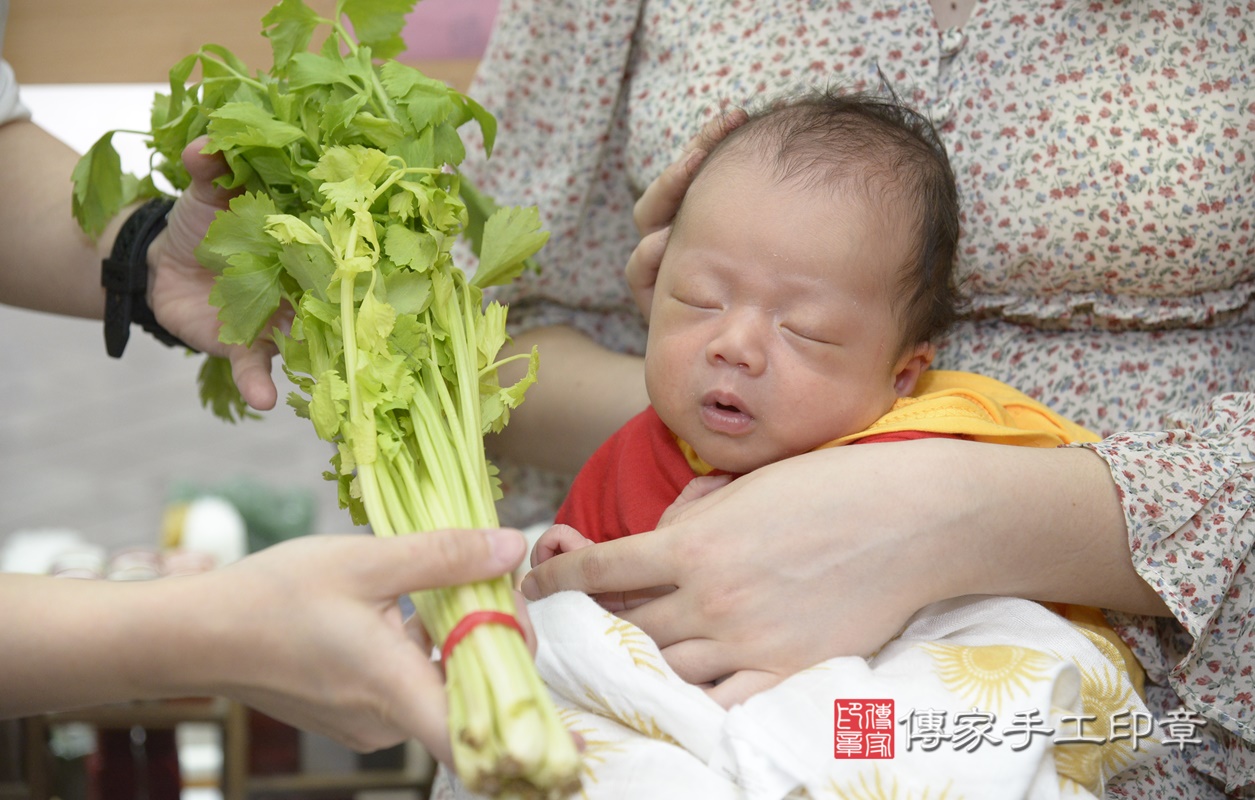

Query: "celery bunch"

xmin=71 ymin=1 xmax=581 ymax=796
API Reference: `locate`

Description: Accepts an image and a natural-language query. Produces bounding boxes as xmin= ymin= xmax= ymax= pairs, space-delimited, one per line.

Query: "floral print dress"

xmin=459 ymin=1 xmax=1254 ymax=796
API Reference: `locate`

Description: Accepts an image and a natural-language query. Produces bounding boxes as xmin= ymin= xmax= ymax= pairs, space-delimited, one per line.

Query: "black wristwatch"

xmin=101 ymin=197 xmax=195 ymax=357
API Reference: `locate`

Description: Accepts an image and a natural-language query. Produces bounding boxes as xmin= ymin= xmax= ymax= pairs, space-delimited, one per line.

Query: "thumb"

xmin=365 ymin=528 xmax=527 ymax=599
xmin=624 ymin=227 xmax=670 ymax=320
xmin=227 ymin=340 xmax=279 ymax=411
xmin=181 ymin=136 xmax=235 ymax=202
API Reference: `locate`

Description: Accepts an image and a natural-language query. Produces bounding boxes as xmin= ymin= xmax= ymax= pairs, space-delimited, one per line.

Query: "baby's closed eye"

xmin=670 ymin=290 xmax=721 ymax=310
xmin=781 ymin=321 xmax=839 ymax=345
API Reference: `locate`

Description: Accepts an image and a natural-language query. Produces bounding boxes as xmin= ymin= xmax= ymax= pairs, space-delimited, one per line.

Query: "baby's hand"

xmin=529 ymin=527 xmax=673 ymax=613
xmin=531 ymin=524 xmax=595 ymax=568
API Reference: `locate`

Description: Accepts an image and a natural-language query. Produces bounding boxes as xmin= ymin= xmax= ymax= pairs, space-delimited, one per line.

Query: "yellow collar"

xmin=676 ymin=371 xmax=1097 ymax=475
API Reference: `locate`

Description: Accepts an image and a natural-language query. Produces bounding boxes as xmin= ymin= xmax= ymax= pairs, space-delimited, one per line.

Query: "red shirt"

xmin=555 ymin=406 xmax=952 ymax=542
xmin=555 ymin=407 xmax=697 ymax=542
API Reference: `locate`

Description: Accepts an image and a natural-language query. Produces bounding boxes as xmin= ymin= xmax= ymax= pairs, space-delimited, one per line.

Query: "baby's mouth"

xmin=700 ymin=391 xmax=755 ymax=435
xmin=703 ymin=389 xmax=749 ymax=414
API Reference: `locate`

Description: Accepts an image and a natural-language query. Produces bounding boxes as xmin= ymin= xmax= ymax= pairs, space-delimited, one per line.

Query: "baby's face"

xmin=645 ymin=157 xmax=924 ymax=474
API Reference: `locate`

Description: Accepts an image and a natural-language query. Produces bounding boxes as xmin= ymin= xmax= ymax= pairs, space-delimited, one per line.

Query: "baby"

xmin=539 ymin=87 xmax=965 ymax=549
xmin=533 ymin=88 xmax=1137 ymax=694
xmin=480 ymin=89 xmax=1155 ymax=800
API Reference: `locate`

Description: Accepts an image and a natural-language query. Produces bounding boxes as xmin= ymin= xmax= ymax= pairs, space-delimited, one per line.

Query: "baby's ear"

xmin=892 ymin=341 xmax=936 ymax=396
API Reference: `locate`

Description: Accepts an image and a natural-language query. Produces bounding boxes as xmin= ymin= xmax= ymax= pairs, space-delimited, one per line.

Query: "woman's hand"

xmin=187 ymin=530 xmax=531 ymax=761
xmin=0 ymin=120 xmax=277 ymax=408
xmin=525 ymin=446 xmax=947 ymax=703
xmin=626 ymin=108 xmax=748 ymax=319
xmin=522 ymin=440 xmax=1161 ymax=708
xmin=1 ymin=528 xmax=535 ymax=764
xmin=657 ymin=474 xmax=732 ymax=528
xmin=147 ymin=137 xmax=284 ymax=410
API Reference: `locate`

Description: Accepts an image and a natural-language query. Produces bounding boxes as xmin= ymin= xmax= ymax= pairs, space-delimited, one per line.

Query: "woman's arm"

xmin=0 ymin=119 xmax=117 ymax=317
xmin=0 ymin=529 xmax=528 ymax=761
xmin=523 ymin=439 xmax=1169 ymax=686
xmin=0 ymin=118 xmax=280 ymax=408
xmin=488 ymin=324 xmax=649 ymax=475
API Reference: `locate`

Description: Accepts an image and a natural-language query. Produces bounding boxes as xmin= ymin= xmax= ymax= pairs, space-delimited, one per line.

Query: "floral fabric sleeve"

xmin=1084 ymin=393 xmax=1255 ymax=792
xmin=458 ymin=0 xmax=650 ymax=356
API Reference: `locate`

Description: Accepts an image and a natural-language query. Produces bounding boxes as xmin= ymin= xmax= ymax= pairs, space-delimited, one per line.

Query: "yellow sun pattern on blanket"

xmin=1052 ymin=657 xmax=1154 ymax=794
xmin=601 ymin=613 xmax=667 ymax=677
xmin=428 ymin=590 xmax=1168 ymax=800
xmin=922 ymin=644 xmax=1056 ymax=712
xmin=555 ymin=707 xmax=626 ymax=800
xmin=580 ymin=686 xmax=680 ymax=747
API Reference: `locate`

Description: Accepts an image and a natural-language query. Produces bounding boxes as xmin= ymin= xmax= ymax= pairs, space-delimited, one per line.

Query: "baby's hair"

xmin=696 ymin=88 xmax=961 ymax=350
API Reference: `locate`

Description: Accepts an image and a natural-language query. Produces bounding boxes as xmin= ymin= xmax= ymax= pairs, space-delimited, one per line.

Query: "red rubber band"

xmin=441 ymin=610 xmax=525 ymax=662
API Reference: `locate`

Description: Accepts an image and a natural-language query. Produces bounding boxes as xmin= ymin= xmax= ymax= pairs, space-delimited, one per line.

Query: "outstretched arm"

xmin=0 ymin=119 xmax=117 ymax=317
xmin=0 ymin=118 xmax=279 ymax=409
xmin=0 ymin=529 xmax=528 ymax=761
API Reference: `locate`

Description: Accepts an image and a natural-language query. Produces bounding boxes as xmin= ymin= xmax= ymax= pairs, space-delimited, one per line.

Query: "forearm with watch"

xmin=0 ymin=119 xmax=192 ymax=354
xmin=100 ymin=196 xmax=193 ymax=356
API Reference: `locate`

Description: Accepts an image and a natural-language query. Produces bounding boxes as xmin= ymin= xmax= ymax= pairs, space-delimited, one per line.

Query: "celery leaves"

xmin=70 ymin=2 xmax=581 ymax=797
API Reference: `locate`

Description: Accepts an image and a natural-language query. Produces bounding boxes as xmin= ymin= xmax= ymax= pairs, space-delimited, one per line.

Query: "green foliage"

xmin=69 ymin=5 xmax=575 ymax=793
xmin=197 ymin=355 xmax=259 ymax=423
xmin=71 ymin=133 xmax=149 ymax=237
xmin=70 ymin=0 xmax=547 ymax=443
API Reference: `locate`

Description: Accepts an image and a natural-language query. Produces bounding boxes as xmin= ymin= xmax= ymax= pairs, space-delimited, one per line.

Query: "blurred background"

xmin=4 ymin=0 xmax=491 ymax=86
xmin=1 ymin=1 xmax=498 ymax=798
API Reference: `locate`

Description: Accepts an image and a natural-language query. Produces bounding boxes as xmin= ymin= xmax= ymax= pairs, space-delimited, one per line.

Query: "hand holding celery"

xmin=71 ymin=1 xmax=580 ymax=796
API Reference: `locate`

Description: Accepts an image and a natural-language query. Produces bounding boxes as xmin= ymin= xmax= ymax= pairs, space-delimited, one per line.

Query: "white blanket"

xmin=434 ymin=593 xmax=1163 ymax=800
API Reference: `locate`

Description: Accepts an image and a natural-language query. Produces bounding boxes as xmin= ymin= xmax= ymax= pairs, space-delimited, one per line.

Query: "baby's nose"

xmin=706 ymin=315 xmax=766 ymax=374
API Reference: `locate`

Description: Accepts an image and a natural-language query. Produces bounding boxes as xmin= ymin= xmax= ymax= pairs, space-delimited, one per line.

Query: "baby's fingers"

xmin=530 ymin=524 xmax=593 ymax=568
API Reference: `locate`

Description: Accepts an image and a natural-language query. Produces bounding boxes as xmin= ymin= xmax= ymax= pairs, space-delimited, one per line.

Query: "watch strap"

xmin=101 ymin=197 xmax=195 ymax=357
